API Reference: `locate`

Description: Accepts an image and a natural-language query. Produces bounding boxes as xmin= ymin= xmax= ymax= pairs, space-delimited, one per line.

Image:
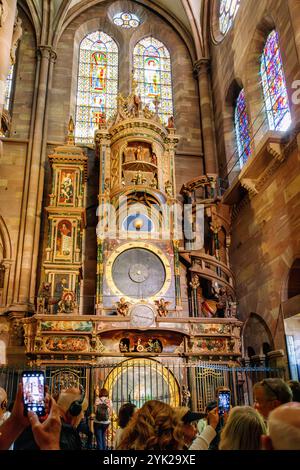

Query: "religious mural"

xmin=56 ymin=220 xmax=72 ymax=258
xmin=45 ymin=336 xmax=88 ymax=352
xmin=59 ymin=170 xmax=75 ymax=205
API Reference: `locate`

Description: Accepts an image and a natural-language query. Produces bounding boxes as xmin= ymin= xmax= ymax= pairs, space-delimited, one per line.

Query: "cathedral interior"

xmin=0 ymin=0 xmax=299 ymax=414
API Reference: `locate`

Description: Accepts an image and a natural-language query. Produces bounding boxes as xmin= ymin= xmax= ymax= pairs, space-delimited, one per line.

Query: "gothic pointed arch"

xmin=0 ymin=216 xmax=12 ymax=308
xmin=242 ymin=312 xmax=274 ymax=358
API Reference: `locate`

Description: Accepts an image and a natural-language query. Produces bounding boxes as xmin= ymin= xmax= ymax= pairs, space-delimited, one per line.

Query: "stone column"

xmin=0 ymin=0 xmax=17 ymax=124
xmin=193 ymin=59 xmax=217 ymax=174
xmin=12 ymin=45 xmax=56 ymax=311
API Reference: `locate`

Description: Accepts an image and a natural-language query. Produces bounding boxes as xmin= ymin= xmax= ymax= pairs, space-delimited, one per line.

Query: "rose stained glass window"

xmin=219 ymin=0 xmax=240 ymax=35
xmin=113 ymin=12 xmax=140 ymax=29
xmin=133 ymin=37 xmax=173 ymax=126
xmin=4 ymin=64 xmax=14 ymax=110
xmin=260 ymin=30 xmax=291 ymax=132
xmin=234 ymin=89 xmax=252 ymax=167
xmin=75 ymin=31 xmax=118 ymax=144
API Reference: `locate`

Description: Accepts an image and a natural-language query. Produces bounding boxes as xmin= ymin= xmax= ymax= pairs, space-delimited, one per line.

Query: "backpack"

xmin=96 ymin=401 xmax=109 ymax=421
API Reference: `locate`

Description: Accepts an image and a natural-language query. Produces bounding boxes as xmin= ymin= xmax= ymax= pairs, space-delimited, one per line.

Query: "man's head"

xmin=0 ymin=387 xmax=7 ymax=416
xmin=261 ymin=402 xmax=300 ymax=450
xmin=253 ymin=378 xmax=292 ymax=419
xmin=176 ymin=407 xmax=203 ymax=446
xmin=57 ymin=387 xmax=87 ymax=428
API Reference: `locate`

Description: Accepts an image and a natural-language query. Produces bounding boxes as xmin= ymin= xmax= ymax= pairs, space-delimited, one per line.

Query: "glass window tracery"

xmin=133 ymin=37 xmax=173 ymax=126
xmin=219 ymin=0 xmax=240 ymax=35
xmin=234 ymin=89 xmax=252 ymax=167
xmin=113 ymin=12 xmax=140 ymax=29
xmin=75 ymin=31 xmax=118 ymax=144
xmin=260 ymin=30 xmax=291 ymax=132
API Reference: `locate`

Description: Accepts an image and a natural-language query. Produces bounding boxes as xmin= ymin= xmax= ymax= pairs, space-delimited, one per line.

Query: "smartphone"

xmin=22 ymin=371 xmax=46 ymax=417
xmin=218 ymin=389 xmax=231 ymax=416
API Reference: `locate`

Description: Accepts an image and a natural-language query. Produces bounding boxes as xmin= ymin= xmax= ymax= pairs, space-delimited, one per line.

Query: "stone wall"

xmin=209 ymin=0 xmax=300 ymax=352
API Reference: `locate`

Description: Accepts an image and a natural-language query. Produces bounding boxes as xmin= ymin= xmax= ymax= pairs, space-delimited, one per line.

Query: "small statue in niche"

xmin=10 ymin=15 xmax=22 ymax=65
xmin=212 ymin=285 xmax=229 ymax=318
xmin=151 ymin=152 xmax=157 ymax=166
xmin=135 ymin=146 xmax=143 ymax=161
xmin=57 ymin=290 xmax=77 ymax=314
xmin=165 ymin=180 xmax=173 ymax=197
xmin=150 ymin=176 xmax=157 ymax=189
xmin=120 ymin=338 xmax=129 ymax=352
xmin=37 ymin=282 xmax=51 ymax=313
xmin=189 ymin=274 xmax=200 ymax=290
xmin=181 ymin=385 xmax=191 ymax=407
xmin=116 ymin=297 xmax=130 ymax=317
xmin=167 ymin=115 xmax=175 ymax=128
xmin=154 ymin=298 xmax=171 ymax=317
xmin=132 ymin=171 xmax=146 ymax=185
xmin=143 ymin=104 xmax=153 ymax=119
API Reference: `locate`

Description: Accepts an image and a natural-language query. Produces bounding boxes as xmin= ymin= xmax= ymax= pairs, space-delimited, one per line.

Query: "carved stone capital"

xmin=193 ymin=58 xmax=210 ymax=78
xmin=37 ymin=45 xmax=57 ymax=63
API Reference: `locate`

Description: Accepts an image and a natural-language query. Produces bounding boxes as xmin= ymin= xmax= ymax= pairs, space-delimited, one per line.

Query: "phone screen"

xmin=218 ymin=390 xmax=231 ymax=416
xmin=22 ymin=371 xmax=45 ymax=416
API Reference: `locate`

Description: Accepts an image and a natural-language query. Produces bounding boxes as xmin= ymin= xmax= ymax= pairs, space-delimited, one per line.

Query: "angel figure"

xmin=154 ymin=298 xmax=171 ymax=317
xmin=116 ymin=297 xmax=130 ymax=317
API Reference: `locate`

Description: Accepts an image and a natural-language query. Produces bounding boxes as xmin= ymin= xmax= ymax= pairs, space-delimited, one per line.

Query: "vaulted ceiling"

xmin=21 ymin=0 xmax=208 ymax=59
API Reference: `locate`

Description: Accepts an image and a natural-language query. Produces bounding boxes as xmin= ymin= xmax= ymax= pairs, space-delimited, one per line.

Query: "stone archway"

xmin=242 ymin=312 xmax=274 ymax=358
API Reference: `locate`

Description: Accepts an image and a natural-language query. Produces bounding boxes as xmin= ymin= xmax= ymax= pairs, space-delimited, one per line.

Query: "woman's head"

xmin=117 ymin=400 xmax=185 ymax=450
xmin=118 ymin=403 xmax=136 ymax=428
xmin=219 ymin=406 xmax=267 ymax=450
xmin=99 ymin=388 xmax=109 ymax=397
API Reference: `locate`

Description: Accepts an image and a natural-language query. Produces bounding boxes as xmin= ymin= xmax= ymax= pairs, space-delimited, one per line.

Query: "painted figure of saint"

xmin=91 ymin=51 xmax=107 ymax=92
xmin=59 ymin=171 xmax=74 ymax=204
xmin=57 ymin=220 xmax=72 ymax=257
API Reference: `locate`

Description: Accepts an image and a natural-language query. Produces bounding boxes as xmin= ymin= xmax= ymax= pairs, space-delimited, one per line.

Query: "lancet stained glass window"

xmin=4 ymin=64 xmax=14 ymax=110
xmin=260 ymin=30 xmax=291 ymax=132
xmin=133 ymin=37 xmax=173 ymax=126
xmin=219 ymin=0 xmax=240 ymax=35
xmin=234 ymin=89 xmax=252 ymax=167
xmin=75 ymin=31 xmax=118 ymax=144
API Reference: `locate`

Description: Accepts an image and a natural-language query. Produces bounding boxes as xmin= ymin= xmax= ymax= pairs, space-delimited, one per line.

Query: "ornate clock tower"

xmin=95 ymin=84 xmax=181 ymax=338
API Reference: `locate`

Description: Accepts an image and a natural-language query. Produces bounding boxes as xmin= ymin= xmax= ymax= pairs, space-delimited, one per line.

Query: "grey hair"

xmin=219 ymin=406 xmax=267 ymax=450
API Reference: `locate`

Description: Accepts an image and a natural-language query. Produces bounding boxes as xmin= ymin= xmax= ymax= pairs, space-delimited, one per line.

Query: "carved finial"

xmin=153 ymin=95 xmax=160 ymax=115
xmin=67 ymin=116 xmax=75 ymax=145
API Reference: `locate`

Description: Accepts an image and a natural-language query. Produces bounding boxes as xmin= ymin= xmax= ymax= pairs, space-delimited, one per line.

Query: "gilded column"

xmin=173 ymin=240 xmax=181 ymax=308
xmin=193 ymin=59 xmax=217 ymax=174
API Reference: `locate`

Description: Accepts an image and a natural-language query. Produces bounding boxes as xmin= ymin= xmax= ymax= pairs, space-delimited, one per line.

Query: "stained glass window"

xmin=260 ymin=30 xmax=291 ymax=132
xmin=4 ymin=64 xmax=14 ymax=110
xmin=113 ymin=12 xmax=140 ymax=29
xmin=75 ymin=31 xmax=118 ymax=144
xmin=219 ymin=0 xmax=240 ymax=35
xmin=133 ymin=37 xmax=173 ymax=126
xmin=234 ymin=89 xmax=252 ymax=167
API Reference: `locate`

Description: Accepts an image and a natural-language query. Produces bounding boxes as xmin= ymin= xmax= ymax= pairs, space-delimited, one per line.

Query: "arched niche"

xmin=242 ymin=312 xmax=274 ymax=358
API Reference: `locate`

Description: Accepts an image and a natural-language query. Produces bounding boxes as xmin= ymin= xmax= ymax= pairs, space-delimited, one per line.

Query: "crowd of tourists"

xmin=0 ymin=378 xmax=299 ymax=451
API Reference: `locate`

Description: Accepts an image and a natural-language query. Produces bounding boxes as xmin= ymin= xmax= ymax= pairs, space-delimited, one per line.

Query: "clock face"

xmin=112 ymin=248 xmax=166 ymax=298
xmin=130 ymin=304 xmax=155 ymax=328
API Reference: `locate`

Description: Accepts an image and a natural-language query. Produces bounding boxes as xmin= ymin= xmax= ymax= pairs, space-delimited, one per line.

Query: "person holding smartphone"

xmin=0 ymin=382 xmax=61 ymax=450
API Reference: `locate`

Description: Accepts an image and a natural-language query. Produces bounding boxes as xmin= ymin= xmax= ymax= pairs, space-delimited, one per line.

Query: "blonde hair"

xmin=219 ymin=406 xmax=267 ymax=450
xmin=117 ymin=400 xmax=185 ymax=450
